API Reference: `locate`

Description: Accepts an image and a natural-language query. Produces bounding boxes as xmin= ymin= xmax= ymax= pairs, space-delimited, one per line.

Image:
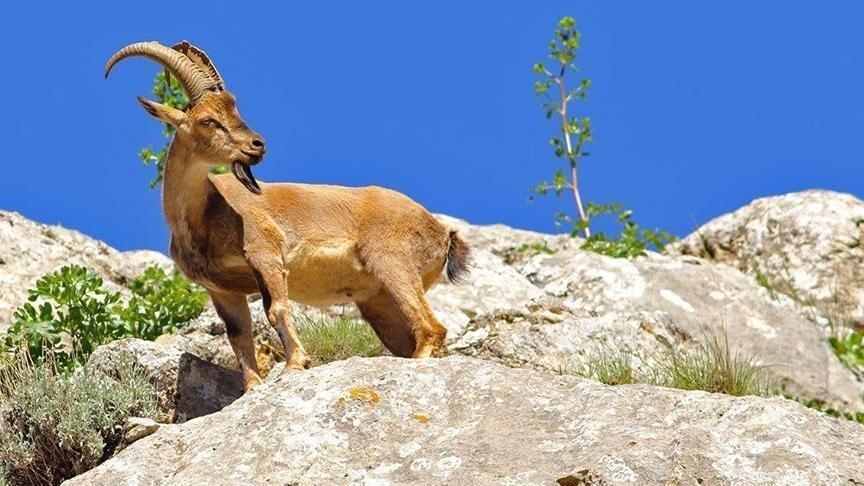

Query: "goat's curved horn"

xmin=104 ymin=41 xmax=219 ymax=104
xmin=172 ymin=40 xmax=224 ymax=88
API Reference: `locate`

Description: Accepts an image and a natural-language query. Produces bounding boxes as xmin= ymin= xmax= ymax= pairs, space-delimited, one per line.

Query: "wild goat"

xmin=105 ymin=41 xmax=470 ymax=390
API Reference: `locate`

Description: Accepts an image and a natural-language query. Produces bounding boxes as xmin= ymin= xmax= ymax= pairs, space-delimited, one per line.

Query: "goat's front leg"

xmin=247 ymin=257 xmax=311 ymax=372
xmin=210 ymin=290 xmax=263 ymax=390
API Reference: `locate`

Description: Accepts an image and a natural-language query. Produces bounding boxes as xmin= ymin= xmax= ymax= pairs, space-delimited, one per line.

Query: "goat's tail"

xmin=445 ymin=230 xmax=470 ymax=284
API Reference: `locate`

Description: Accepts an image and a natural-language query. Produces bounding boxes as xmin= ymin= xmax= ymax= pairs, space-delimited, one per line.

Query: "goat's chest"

xmin=169 ymin=235 xmax=258 ymax=294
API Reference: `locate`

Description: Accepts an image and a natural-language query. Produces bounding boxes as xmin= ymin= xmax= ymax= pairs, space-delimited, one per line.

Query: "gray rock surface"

xmin=0 ymin=210 xmax=172 ymax=332
xmin=122 ymin=417 xmax=161 ymax=445
xmin=670 ymin=190 xmax=864 ymax=322
xmin=65 ymin=356 xmax=864 ymax=485
xmin=437 ymin=214 xmax=576 ymax=270
xmin=451 ymin=299 xmax=684 ymax=377
xmin=84 ymin=338 xmax=243 ymax=423
xmin=427 ymin=248 xmax=544 ymax=339
xmin=499 ymin=248 xmax=864 ymax=408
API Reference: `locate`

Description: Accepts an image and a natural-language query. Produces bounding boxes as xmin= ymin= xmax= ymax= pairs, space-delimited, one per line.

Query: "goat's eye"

xmin=201 ymin=118 xmax=218 ymax=127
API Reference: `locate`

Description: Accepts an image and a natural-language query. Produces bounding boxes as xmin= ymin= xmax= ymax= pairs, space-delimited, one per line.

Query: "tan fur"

xmin=134 ymin=89 xmax=462 ymax=391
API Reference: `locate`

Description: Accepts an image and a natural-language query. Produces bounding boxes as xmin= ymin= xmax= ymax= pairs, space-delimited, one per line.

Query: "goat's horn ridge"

xmin=172 ymin=40 xmax=224 ymax=89
xmin=104 ymin=41 xmax=220 ymax=103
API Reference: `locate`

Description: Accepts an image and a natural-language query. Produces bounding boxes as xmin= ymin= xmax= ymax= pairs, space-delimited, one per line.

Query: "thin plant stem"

xmin=555 ymin=73 xmax=589 ymax=238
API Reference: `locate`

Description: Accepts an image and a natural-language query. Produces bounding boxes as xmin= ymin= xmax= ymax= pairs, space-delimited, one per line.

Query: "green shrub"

xmin=577 ymin=203 xmax=675 ymax=258
xmin=3 ymin=266 xmax=124 ymax=370
xmin=3 ymin=264 xmax=208 ymax=370
xmin=788 ymin=395 xmax=864 ymax=425
xmin=530 ymin=16 xmax=594 ymax=238
xmin=829 ymin=329 xmax=864 ymax=370
xmin=0 ymin=353 xmax=159 ymax=485
xmin=116 ymin=266 xmax=209 ymax=341
xmin=295 ymin=315 xmax=385 ymax=366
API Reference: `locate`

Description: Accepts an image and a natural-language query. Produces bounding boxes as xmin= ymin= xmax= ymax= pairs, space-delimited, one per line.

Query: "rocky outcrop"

xmin=159 ymin=301 xmax=282 ymax=373
xmin=0 ymin=210 xmax=172 ymax=332
xmin=427 ymin=248 xmax=544 ymax=339
xmin=670 ymin=190 xmax=864 ymax=323
xmin=471 ymin=247 xmax=863 ymax=408
xmin=437 ymin=214 xmax=577 ymax=270
xmin=451 ymin=300 xmax=683 ymax=378
xmin=65 ymin=356 xmax=864 ymax=485
xmin=84 ymin=339 xmax=243 ymax=422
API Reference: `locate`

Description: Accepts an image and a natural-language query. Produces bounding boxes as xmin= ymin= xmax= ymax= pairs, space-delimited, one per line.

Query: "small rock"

xmin=123 ymin=417 xmax=160 ymax=444
xmin=84 ymin=339 xmax=244 ymax=423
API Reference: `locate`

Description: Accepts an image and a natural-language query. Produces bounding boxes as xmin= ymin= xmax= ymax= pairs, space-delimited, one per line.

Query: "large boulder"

xmin=451 ymin=299 xmax=687 ymax=377
xmin=478 ymin=248 xmax=864 ymax=408
xmin=0 ymin=210 xmax=172 ymax=332
xmin=427 ymin=249 xmax=544 ymax=339
xmin=84 ymin=339 xmax=243 ymax=423
xmin=65 ymin=356 xmax=864 ymax=485
xmin=670 ymin=190 xmax=864 ymax=322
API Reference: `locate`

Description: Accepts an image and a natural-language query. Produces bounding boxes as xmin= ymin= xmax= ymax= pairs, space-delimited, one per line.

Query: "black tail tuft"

xmin=446 ymin=230 xmax=470 ymax=284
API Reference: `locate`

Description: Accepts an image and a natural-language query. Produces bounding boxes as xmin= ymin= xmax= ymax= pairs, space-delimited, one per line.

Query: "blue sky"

xmin=1 ymin=2 xmax=862 ymax=251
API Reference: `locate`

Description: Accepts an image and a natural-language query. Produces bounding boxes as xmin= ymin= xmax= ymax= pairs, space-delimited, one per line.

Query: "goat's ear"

xmin=136 ymin=96 xmax=186 ymax=127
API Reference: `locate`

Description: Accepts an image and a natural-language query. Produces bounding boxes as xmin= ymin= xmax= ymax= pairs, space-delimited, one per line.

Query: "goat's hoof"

xmin=283 ymin=357 xmax=312 ymax=373
xmin=243 ymin=374 xmax=264 ymax=392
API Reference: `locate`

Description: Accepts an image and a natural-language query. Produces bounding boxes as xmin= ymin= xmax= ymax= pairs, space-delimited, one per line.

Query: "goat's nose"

xmin=251 ymin=139 xmax=265 ymax=149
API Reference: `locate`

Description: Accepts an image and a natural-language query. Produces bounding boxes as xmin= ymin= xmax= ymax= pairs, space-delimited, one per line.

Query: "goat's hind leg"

xmin=210 ymin=290 xmax=263 ymax=391
xmin=359 ymin=270 xmax=447 ymax=359
xmin=357 ymin=291 xmax=417 ymax=358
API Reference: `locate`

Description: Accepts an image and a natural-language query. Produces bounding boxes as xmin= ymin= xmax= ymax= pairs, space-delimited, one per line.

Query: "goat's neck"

xmin=161 ymin=141 xmax=215 ymax=245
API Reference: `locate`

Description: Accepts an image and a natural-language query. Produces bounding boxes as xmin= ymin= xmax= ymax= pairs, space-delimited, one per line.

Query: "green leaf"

xmin=533 ymin=80 xmax=551 ymax=95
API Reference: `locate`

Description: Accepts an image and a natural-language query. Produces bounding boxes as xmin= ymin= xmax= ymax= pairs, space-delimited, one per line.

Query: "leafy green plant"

xmin=531 ymin=16 xmax=593 ymax=238
xmin=787 ymin=396 xmax=864 ymax=425
xmin=3 ymin=264 xmax=208 ymax=370
xmin=829 ymin=329 xmax=864 ymax=370
xmin=138 ymin=72 xmax=229 ymax=187
xmin=530 ymin=18 xmax=675 ymax=255
xmin=3 ymin=266 xmax=124 ymax=370
xmin=575 ymin=203 xmax=676 ymax=258
xmin=116 ymin=266 xmax=209 ymax=341
xmin=138 ymin=72 xmax=188 ymax=188
xmin=515 ymin=241 xmax=557 ymax=256
xmin=295 ymin=315 xmax=385 ymax=366
xmin=0 ymin=352 xmax=159 ymax=485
